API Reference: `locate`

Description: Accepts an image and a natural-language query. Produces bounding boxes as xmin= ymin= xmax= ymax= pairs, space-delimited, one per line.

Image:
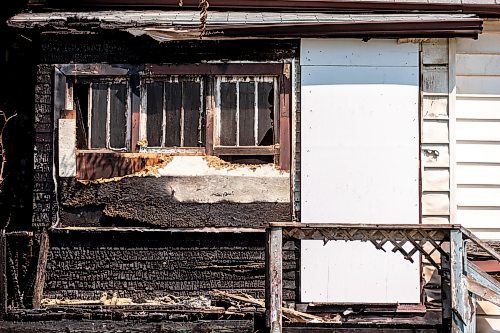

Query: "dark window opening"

xmin=143 ymin=77 xmax=204 ymax=148
xmin=217 ymin=78 xmax=275 ymax=148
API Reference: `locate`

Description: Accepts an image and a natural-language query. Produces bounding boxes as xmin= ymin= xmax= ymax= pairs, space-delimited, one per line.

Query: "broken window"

xmin=217 ymin=77 xmax=276 ymax=147
xmin=141 ymin=77 xmax=205 ymax=148
xmin=72 ymin=78 xmax=130 ymax=151
xmin=59 ymin=63 xmax=290 ymax=170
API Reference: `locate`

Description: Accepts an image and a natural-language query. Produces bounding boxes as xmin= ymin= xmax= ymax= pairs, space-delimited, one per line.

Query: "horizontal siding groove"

xmin=457 ymin=184 xmax=500 ymax=188
xmin=457 ymin=162 xmax=500 ymax=166
xmin=458 ymin=206 xmax=500 ymax=210
xmin=457 ymin=94 xmax=500 ymax=99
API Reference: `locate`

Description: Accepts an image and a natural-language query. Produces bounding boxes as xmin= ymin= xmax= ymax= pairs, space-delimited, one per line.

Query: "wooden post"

xmin=32 ymin=232 xmax=49 ymax=309
xmin=266 ymin=227 xmax=283 ymax=333
xmin=450 ymin=230 xmax=475 ymax=333
xmin=441 ymin=245 xmax=452 ymax=327
xmin=0 ymin=231 xmax=7 ymax=318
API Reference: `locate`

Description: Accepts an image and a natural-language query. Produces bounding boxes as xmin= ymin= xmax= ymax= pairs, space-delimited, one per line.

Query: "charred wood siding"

xmin=42 ymin=232 xmax=298 ymax=302
xmin=33 ymin=65 xmax=57 ymax=230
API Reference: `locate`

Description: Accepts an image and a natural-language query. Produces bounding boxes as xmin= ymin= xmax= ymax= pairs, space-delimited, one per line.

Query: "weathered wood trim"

xmin=466 ymin=276 xmax=500 ymax=308
xmin=205 ymin=77 xmax=215 ymax=156
xmin=0 ymin=231 xmax=7 ymax=318
xmin=461 ymin=227 xmax=500 ymax=262
xmin=266 ymin=227 xmax=283 ymax=333
xmin=441 ymin=248 xmax=452 ymax=323
xmin=279 ymin=64 xmax=291 ymax=171
xmin=57 ymin=64 xmax=143 ymax=76
xmin=269 ymin=222 xmax=460 ymax=230
xmin=52 ymin=227 xmax=265 ymax=233
xmin=130 ymin=75 xmax=141 ymax=153
xmin=466 ymin=261 xmax=500 ymax=301
xmin=145 ymin=63 xmax=284 ymax=76
xmin=32 ymin=232 xmax=50 ymax=309
xmin=449 ymin=38 xmax=457 ymax=224
xmin=450 ymin=230 xmax=466 ymax=326
xmin=213 ymin=146 xmax=276 ymax=156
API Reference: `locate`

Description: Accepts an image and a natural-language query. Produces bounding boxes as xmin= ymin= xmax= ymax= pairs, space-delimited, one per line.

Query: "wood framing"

xmin=55 ymin=62 xmax=293 ymax=176
xmin=32 ymin=232 xmax=50 ymax=309
xmin=0 ymin=231 xmax=6 ymax=318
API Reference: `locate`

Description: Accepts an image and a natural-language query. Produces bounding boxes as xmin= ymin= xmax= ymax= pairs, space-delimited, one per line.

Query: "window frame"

xmin=56 ymin=63 xmax=291 ymax=171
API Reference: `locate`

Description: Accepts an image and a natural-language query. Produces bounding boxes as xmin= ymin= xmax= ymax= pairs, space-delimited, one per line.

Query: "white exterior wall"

xmin=300 ymin=39 xmax=420 ymax=303
xmin=455 ymin=20 xmax=500 ymax=333
xmin=455 ymin=23 xmax=500 ymax=239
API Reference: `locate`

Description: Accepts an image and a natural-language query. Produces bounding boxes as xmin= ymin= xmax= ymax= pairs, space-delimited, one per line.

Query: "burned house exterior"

xmin=1 ymin=1 xmax=500 ymax=332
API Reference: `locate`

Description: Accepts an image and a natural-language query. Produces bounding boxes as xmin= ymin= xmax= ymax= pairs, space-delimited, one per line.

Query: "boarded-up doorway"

xmin=300 ymin=39 xmax=420 ymax=303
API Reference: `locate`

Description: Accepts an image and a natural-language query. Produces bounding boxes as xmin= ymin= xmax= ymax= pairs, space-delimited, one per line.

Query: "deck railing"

xmin=266 ymin=223 xmax=500 ymax=333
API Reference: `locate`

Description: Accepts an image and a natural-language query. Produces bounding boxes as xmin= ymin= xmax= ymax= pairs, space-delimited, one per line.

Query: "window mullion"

xmin=180 ymin=81 xmax=185 ymax=147
xmin=254 ymin=81 xmax=259 ymax=146
xmin=106 ymin=83 xmax=111 ymax=149
xmin=162 ymin=80 xmax=167 ymax=148
xmin=236 ymin=81 xmax=240 ymax=147
xmin=88 ymin=83 xmax=93 ymax=148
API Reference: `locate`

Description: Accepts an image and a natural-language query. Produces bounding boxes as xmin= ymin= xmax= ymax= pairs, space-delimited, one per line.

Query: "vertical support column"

xmin=266 ymin=227 xmax=283 ymax=333
xmin=279 ymin=64 xmax=291 ymax=171
xmin=450 ymin=229 xmax=475 ymax=333
xmin=32 ymin=232 xmax=49 ymax=309
xmin=0 ymin=231 xmax=6 ymax=318
xmin=441 ymin=244 xmax=452 ymax=328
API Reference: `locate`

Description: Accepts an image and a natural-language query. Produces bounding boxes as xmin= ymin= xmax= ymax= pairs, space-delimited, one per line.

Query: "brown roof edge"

xmin=41 ymin=0 xmax=500 ymax=16
xmin=207 ymin=19 xmax=483 ymax=39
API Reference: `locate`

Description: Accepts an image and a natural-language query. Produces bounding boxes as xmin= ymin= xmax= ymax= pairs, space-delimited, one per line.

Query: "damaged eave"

xmin=6 ymin=11 xmax=484 ymax=40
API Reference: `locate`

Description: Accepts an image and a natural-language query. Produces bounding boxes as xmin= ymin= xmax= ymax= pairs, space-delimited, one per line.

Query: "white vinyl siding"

xmin=456 ymin=28 xmax=500 ymax=238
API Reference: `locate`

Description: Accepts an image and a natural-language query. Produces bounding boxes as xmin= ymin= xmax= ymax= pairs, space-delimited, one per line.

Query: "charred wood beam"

xmin=0 ymin=319 xmax=255 ymax=333
xmin=32 ymin=232 xmax=49 ymax=309
xmin=0 ymin=231 xmax=6 ymax=318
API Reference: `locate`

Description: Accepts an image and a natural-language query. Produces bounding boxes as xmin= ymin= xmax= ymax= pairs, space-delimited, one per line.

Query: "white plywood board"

xmin=457 ymin=164 xmax=500 ymax=185
xmin=456 ymin=96 xmax=500 ymax=120
xmin=422 ymin=120 xmax=449 ymax=144
xmin=422 ymin=216 xmax=450 ymax=225
xmin=58 ymin=119 xmax=76 ymax=177
xmin=422 ymin=192 xmax=450 ymax=216
xmin=422 ymin=66 xmax=448 ymax=94
xmin=422 ymin=144 xmax=450 ymax=167
xmin=300 ymin=39 xmax=420 ymax=303
xmin=423 ymin=168 xmax=450 ymax=191
xmin=422 ymin=39 xmax=449 ymax=65
xmin=423 ymin=96 xmax=449 ymax=120
xmin=300 ymin=39 xmax=419 ymax=67
xmin=457 ymin=54 xmax=500 ymax=76
xmin=456 ymin=143 xmax=500 ymax=163
xmin=456 ymin=120 xmax=500 ymax=141
xmin=466 ymin=229 xmax=500 ymax=240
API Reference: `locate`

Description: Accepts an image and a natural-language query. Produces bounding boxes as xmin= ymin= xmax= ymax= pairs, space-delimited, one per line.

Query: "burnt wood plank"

xmin=109 ymin=83 xmax=128 ymax=149
xmin=238 ymin=82 xmax=255 ymax=146
xmin=32 ymin=232 xmax=50 ymax=309
xmin=165 ymin=82 xmax=182 ymax=147
xmin=0 ymin=320 xmax=254 ymax=333
xmin=182 ymin=81 xmax=202 ymax=147
xmin=90 ymin=83 xmax=108 ymax=149
xmin=146 ymin=81 xmax=164 ymax=147
xmin=0 ymin=232 xmax=6 ymax=318
xmin=219 ymin=82 xmax=237 ymax=146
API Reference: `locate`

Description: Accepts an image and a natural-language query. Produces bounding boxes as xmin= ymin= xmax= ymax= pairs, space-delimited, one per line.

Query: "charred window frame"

xmin=55 ymin=63 xmax=291 ymax=170
xmin=139 ymin=76 xmax=206 ymax=153
xmin=70 ymin=77 xmax=132 ymax=151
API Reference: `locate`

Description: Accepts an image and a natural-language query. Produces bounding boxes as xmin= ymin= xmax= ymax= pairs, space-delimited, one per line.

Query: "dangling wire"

xmin=199 ymin=0 xmax=209 ymax=39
